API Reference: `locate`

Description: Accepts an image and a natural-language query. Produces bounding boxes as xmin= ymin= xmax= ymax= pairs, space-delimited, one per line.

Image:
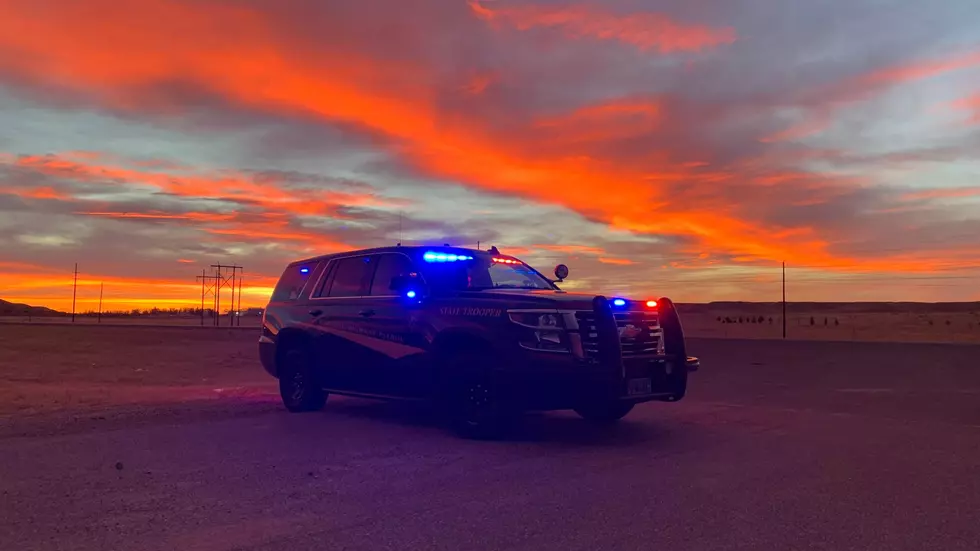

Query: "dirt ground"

xmin=0 ymin=324 xmax=270 ymax=416
xmin=3 ymin=325 xmax=980 ymax=551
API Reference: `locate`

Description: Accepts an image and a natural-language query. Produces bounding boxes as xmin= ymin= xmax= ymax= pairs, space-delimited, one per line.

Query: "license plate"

xmin=627 ymin=378 xmax=652 ymax=396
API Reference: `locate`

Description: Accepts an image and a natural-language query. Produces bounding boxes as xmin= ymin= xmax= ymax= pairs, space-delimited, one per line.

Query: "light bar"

xmin=612 ymin=298 xmax=627 ymax=307
xmin=423 ymin=251 xmax=474 ymax=263
xmin=646 ymin=300 xmax=657 ymax=308
xmin=492 ymin=257 xmax=522 ymax=265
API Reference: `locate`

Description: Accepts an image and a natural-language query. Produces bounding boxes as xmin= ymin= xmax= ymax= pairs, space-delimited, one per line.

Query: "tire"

xmin=574 ymin=401 xmax=634 ymax=423
xmin=443 ymin=351 xmax=515 ymax=440
xmin=277 ymin=343 xmax=327 ymax=413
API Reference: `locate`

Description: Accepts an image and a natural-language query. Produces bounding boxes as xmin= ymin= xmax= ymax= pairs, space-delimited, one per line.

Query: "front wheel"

xmin=574 ymin=401 xmax=634 ymax=423
xmin=278 ymin=344 xmax=327 ymax=413
xmin=443 ymin=352 xmax=516 ymax=439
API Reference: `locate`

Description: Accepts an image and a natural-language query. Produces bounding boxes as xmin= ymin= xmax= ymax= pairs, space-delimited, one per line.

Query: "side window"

xmin=325 ymin=256 xmax=373 ymax=297
xmin=313 ymin=261 xmax=337 ymax=298
xmin=369 ymin=254 xmax=415 ymax=296
xmin=270 ymin=261 xmax=319 ymax=302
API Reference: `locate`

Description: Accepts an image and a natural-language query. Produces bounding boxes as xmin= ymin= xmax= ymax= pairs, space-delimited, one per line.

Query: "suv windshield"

xmin=421 ymin=255 xmax=556 ymax=292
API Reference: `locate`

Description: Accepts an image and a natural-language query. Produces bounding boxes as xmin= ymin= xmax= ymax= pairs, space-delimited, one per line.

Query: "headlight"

xmin=508 ymin=312 xmax=563 ymax=328
xmin=508 ymin=311 xmax=569 ymax=352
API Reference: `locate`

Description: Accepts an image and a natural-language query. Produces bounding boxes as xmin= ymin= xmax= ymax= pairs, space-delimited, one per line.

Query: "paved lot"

xmin=2 ymin=338 xmax=980 ymax=551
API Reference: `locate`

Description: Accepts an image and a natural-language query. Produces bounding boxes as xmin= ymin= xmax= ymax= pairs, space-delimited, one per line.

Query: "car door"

xmin=307 ymin=254 xmax=376 ymax=392
xmin=359 ymin=252 xmax=431 ymax=398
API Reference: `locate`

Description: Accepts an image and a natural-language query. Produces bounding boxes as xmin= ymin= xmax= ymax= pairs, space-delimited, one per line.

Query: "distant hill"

xmin=0 ymin=299 xmax=66 ymax=317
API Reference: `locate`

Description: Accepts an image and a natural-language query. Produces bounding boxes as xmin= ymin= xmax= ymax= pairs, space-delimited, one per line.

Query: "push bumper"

xmin=504 ymin=295 xmax=696 ymax=410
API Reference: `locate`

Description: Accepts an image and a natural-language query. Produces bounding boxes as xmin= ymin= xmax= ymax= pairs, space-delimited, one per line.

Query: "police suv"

xmin=259 ymin=245 xmax=698 ymax=438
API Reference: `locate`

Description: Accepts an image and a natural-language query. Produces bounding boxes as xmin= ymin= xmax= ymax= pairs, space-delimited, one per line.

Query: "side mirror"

xmin=554 ymin=264 xmax=569 ymax=282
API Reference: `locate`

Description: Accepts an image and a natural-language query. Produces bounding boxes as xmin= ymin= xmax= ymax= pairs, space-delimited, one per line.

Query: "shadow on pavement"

xmin=319 ymin=397 xmax=667 ymax=447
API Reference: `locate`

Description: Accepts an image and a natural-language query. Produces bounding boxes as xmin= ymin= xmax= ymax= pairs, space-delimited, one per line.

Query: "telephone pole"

xmin=98 ymin=282 xmax=104 ymax=324
xmin=210 ymin=264 xmax=243 ymax=327
xmin=782 ymin=261 xmax=787 ymax=339
xmin=237 ymin=276 xmax=243 ymax=327
xmin=196 ymin=270 xmax=221 ymax=327
xmin=71 ymin=263 xmax=78 ymax=323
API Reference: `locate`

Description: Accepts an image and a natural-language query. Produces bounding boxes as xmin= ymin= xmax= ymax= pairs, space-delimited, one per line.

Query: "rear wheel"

xmin=278 ymin=344 xmax=326 ymax=412
xmin=574 ymin=401 xmax=634 ymax=423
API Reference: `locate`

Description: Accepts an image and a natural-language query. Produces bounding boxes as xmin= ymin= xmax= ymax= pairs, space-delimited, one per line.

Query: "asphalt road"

xmin=3 ymin=338 xmax=980 ymax=551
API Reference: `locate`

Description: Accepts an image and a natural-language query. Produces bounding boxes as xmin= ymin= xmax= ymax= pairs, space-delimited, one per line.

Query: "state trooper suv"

xmin=259 ymin=245 xmax=698 ymax=438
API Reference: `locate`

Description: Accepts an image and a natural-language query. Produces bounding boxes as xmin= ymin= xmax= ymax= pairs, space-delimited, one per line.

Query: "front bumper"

xmin=502 ymin=295 xmax=696 ymax=410
xmin=503 ymin=353 xmax=690 ymax=410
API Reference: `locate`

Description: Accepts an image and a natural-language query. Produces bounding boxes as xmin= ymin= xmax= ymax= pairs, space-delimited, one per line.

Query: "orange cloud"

xmin=902 ymin=186 xmax=980 ymax=201
xmin=14 ymin=154 xmax=400 ymax=218
xmin=951 ymin=93 xmax=980 ymax=124
xmin=0 ymin=184 xmax=71 ymax=200
xmin=598 ymin=257 xmax=634 ymax=266
xmin=534 ymin=99 xmax=661 ymax=144
xmin=0 ymin=0 xmax=971 ymax=277
xmin=468 ymin=1 xmax=736 ymax=52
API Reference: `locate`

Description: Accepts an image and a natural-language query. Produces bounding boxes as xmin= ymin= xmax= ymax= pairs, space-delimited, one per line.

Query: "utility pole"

xmin=215 ymin=264 xmax=221 ymax=326
xmin=71 ymin=263 xmax=78 ymax=323
xmin=98 ymin=282 xmax=103 ymax=324
xmin=782 ymin=261 xmax=787 ymax=339
xmin=229 ymin=268 xmax=236 ymax=327
xmin=210 ymin=264 xmax=243 ymax=327
xmin=237 ymin=276 xmax=243 ymax=327
xmin=200 ymin=269 xmax=205 ymax=326
xmin=196 ymin=270 xmax=220 ymax=327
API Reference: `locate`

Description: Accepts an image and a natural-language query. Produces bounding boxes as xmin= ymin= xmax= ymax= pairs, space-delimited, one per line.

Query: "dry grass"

xmin=681 ymin=308 xmax=980 ymax=344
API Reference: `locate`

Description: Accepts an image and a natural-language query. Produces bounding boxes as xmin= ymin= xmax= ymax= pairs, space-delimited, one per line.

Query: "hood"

xmin=459 ymin=288 xmax=599 ymax=310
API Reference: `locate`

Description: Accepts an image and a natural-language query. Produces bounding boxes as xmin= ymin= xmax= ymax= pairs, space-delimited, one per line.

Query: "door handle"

xmin=358 ymin=309 xmax=376 ymax=318
xmin=309 ymin=309 xmax=323 ymax=317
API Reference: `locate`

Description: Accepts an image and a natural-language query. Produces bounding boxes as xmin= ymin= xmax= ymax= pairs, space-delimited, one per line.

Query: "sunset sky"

xmin=1 ymin=0 xmax=979 ymax=311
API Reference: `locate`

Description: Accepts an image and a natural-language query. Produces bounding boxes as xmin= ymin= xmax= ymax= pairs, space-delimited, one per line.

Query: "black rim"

xmin=284 ymin=350 xmax=307 ymax=404
xmin=463 ymin=379 xmax=492 ymax=425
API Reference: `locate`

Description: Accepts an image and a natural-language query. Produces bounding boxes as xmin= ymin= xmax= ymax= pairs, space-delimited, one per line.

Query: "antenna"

xmin=398 ymin=211 xmax=403 ymax=244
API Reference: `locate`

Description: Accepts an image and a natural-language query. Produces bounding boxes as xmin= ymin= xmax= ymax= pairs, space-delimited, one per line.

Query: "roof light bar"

xmin=492 ymin=257 xmax=521 ymax=265
xmin=423 ymin=251 xmax=474 ymax=263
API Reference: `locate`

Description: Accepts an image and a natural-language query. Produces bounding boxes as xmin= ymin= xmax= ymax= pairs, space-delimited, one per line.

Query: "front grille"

xmin=576 ymin=310 xmax=663 ymax=359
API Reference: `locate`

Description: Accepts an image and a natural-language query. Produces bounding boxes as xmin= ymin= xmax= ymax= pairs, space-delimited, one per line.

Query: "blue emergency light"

xmin=423 ymin=251 xmax=474 ymax=263
xmin=406 ymin=290 xmax=417 ymax=299
xmin=612 ymin=298 xmax=627 ymax=307
xmin=300 ymin=267 xmax=310 ymax=274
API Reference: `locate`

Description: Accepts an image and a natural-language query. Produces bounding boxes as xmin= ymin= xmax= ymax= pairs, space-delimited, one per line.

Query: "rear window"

xmin=270 ymin=262 xmax=318 ymax=302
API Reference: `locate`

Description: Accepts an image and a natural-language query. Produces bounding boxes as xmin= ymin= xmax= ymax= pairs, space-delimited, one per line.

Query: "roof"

xmin=287 ymin=245 xmax=491 ymax=266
